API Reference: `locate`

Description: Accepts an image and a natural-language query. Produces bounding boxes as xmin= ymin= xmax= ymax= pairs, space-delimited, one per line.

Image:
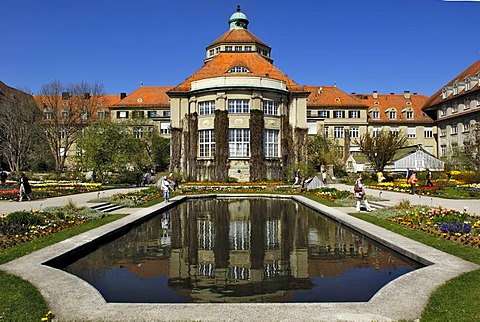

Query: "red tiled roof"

xmin=355 ymin=93 xmax=433 ymax=124
xmin=111 ymin=86 xmax=174 ymax=108
xmin=304 ymin=86 xmax=367 ymax=107
xmin=169 ymin=52 xmax=303 ymax=92
xmin=423 ymin=60 xmax=480 ymax=109
xmin=207 ymin=29 xmax=269 ymax=48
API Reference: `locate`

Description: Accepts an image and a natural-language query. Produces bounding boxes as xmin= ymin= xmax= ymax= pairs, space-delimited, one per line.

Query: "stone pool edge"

xmin=0 ymin=194 xmax=477 ymax=322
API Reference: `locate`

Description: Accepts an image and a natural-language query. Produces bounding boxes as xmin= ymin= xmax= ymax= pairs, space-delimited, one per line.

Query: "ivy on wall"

xmin=187 ymin=112 xmax=198 ymax=180
xmin=281 ymin=115 xmax=293 ymax=170
xmin=250 ymin=109 xmax=266 ymax=181
xmin=214 ymin=110 xmax=229 ymax=181
xmin=170 ymin=127 xmax=182 ymax=173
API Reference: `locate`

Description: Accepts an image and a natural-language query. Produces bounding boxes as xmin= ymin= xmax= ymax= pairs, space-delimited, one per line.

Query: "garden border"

xmin=1 ymin=194 xmax=478 ymax=321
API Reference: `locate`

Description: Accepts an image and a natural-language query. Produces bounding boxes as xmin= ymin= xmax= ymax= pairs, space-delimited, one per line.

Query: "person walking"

xmin=426 ymin=168 xmax=433 ymax=187
xmin=19 ymin=173 xmax=32 ymax=201
xmin=407 ymin=171 xmax=418 ymax=194
xmin=0 ymin=169 xmax=7 ymax=185
xmin=160 ymin=176 xmax=171 ymax=202
xmin=292 ymin=169 xmax=301 ymax=187
xmin=354 ymin=174 xmax=372 ymax=212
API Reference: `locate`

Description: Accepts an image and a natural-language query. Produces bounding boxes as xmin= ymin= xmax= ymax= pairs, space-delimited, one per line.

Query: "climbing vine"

xmin=170 ymin=127 xmax=182 ymax=173
xmin=187 ymin=112 xmax=198 ymax=180
xmin=250 ymin=109 xmax=266 ymax=181
xmin=214 ymin=110 xmax=229 ymax=181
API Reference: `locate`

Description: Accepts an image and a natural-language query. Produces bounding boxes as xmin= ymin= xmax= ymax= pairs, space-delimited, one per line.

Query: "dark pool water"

xmin=50 ymin=198 xmax=422 ymax=303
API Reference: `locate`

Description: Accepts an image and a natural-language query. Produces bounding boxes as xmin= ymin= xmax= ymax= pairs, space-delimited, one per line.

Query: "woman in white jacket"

xmin=354 ymin=174 xmax=372 ymax=212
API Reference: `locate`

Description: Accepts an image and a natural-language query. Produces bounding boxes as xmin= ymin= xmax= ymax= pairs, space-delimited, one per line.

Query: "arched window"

xmin=228 ymin=66 xmax=250 ymax=73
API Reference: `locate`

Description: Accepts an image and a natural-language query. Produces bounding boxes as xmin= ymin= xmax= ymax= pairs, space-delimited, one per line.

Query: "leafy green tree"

xmin=460 ymin=124 xmax=480 ymax=171
xmin=307 ymin=133 xmax=342 ymax=172
xmin=354 ymin=129 xmax=409 ymax=172
xmin=75 ymin=121 xmax=128 ymax=183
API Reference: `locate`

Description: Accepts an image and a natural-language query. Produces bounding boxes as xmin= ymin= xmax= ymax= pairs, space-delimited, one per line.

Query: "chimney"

xmin=120 ymin=92 xmax=127 ymax=100
xmin=372 ymin=91 xmax=378 ymax=99
xmin=62 ymin=92 xmax=69 ymax=100
xmin=404 ymin=90 xmax=411 ymax=99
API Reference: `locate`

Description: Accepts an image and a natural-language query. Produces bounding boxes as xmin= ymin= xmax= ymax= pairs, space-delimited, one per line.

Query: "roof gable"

xmin=169 ymin=53 xmax=302 ymax=92
xmin=208 ymin=29 xmax=269 ymax=48
xmin=112 ymin=86 xmax=174 ymax=107
xmin=423 ymin=60 xmax=480 ymax=108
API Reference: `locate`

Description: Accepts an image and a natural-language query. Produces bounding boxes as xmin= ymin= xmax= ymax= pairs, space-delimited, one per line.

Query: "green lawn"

xmin=352 ymin=212 xmax=480 ymax=322
xmin=0 ymin=214 xmax=125 ymax=321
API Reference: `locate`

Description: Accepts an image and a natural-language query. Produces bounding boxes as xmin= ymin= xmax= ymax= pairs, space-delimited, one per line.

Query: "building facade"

xmin=422 ymin=60 xmax=480 ymax=158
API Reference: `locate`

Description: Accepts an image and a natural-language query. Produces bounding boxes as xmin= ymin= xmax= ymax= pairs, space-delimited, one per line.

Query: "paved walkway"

xmin=0 ymin=187 xmax=144 ymax=216
xmin=329 ymin=183 xmax=480 ymax=216
xmin=1 ymin=184 xmax=479 ymax=217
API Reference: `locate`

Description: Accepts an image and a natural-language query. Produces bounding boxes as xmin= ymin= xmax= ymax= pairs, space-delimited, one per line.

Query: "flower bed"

xmin=0 ymin=206 xmax=103 ymax=249
xmin=104 ymin=185 xmax=347 ymax=206
xmin=388 ymin=206 xmax=480 ymax=248
xmin=0 ymin=181 xmax=103 ymax=201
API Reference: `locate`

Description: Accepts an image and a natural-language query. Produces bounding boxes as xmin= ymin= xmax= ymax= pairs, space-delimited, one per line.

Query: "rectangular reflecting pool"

xmin=48 ymin=198 xmax=423 ymax=303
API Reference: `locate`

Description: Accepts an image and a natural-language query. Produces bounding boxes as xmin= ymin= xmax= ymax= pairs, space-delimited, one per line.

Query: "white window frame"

xmin=264 ymin=129 xmax=279 ymax=158
xmin=372 ymin=127 xmax=382 ymax=137
xmin=199 ymin=129 xmax=215 ymax=157
xmin=334 ymin=126 xmax=344 ymax=138
xmin=349 ymin=127 xmax=359 ymax=138
xmin=407 ymin=127 xmax=416 ymax=138
xmin=372 ymin=111 xmax=380 ymax=119
xmin=348 ymin=110 xmax=360 ymax=118
xmin=406 ymin=111 xmax=414 ymax=119
xmin=424 ymin=127 xmax=433 ymax=138
xmin=333 ymin=111 xmax=345 ymax=118
xmin=263 ymin=101 xmax=279 ymax=116
xmin=228 ymin=99 xmax=250 ymax=114
xmin=389 ymin=110 xmax=397 ymax=119
xmin=451 ymin=124 xmax=458 ymax=135
xmin=229 ymin=129 xmax=250 ymax=157
xmin=199 ymin=100 xmax=216 ymax=115
xmin=463 ymin=122 xmax=471 ymax=133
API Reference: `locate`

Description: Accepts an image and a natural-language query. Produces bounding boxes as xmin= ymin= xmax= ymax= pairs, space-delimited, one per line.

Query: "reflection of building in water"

xmin=162 ymin=198 xmax=408 ymax=302
xmin=61 ymin=198 xmax=417 ymax=303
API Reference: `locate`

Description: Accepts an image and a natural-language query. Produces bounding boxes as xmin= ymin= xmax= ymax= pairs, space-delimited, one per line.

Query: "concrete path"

xmin=0 ymin=187 xmax=144 ymax=216
xmin=329 ymin=183 xmax=480 ymax=216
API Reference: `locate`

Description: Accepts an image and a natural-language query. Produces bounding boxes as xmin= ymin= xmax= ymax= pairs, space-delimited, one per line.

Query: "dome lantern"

xmin=229 ymin=5 xmax=249 ymax=30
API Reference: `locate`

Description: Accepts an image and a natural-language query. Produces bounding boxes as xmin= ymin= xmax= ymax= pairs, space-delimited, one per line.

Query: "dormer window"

xmin=228 ymin=66 xmax=250 ymax=73
xmin=389 ymin=110 xmax=397 ymax=119
xmin=442 ymin=88 xmax=447 ymax=99
xmin=453 ymin=84 xmax=458 ymax=95
xmin=406 ymin=111 xmax=414 ymax=119
xmin=466 ymin=77 xmax=471 ymax=91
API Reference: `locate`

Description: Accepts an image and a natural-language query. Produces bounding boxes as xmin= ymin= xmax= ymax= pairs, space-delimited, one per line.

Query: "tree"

xmin=75 ymin=121 xmax=129 ymax=183
xmin=0 ymin=85 xmax=43 ymax=172
xmin=355 ymin=129 xmax=409 ymax=172
xmin=307 ymin=133 xmax=342 ymax=172
xmin=460 ymin=124 xmax=480 ymax=171
xmin=38 ymin=80 xmax=105 ymax=172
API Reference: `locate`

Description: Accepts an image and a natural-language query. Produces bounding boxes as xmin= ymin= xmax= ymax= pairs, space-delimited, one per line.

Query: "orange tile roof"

xmin=304 ymin=86 xmax=367 ymax=107
xmin=111 ymin=86 xmax=174 ymax=108
xmin=98 ymin=94 xmax=122 ymax=107
xmin=169 ymin=52 xmax=304 ymax=92
xmin=208 ymin=29 xmax=269 ymax=48
xmin=423 ymin=60 xmax=480 ymax=109
xmin=355 ymin=93 xmax=433 ymax=124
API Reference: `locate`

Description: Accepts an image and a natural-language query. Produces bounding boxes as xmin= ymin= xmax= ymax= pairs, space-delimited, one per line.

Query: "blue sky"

xmin=2 ymin=0 xmax=479 ymax=96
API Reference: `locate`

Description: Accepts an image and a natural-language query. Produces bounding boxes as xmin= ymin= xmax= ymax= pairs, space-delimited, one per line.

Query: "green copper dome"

xmin=229 ymin=5 xmax=249 ymax=30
